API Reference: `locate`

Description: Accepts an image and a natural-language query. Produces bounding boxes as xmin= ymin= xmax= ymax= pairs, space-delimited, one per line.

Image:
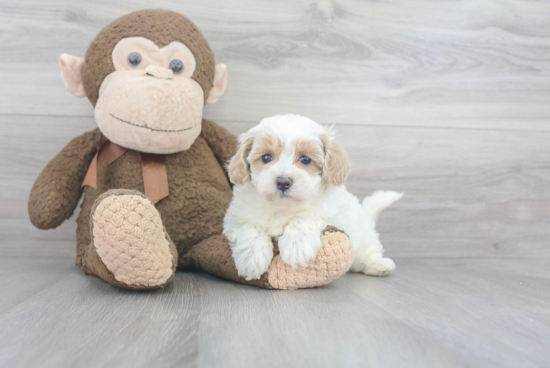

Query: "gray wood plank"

xmin=0 ymin=257 xmax=548 ymax=368
xmin=0 ymin=0 xmax=549 ymax=130
xmin=3 ymin=114 xmax=549 ymax=258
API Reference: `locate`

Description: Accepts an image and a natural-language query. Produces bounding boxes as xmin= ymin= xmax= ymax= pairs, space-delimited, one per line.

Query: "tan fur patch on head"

xmin=248 ymin=133 xmax=284 ymax=179
xmin=320 ymin=131 xmax=351 ymax=186
xmin=228 ymin=133 xmax=254 ymax=186
xmin=293 ymin=138 xmax=323 ymax=176
xmin=83 ymin=9 xmax=215 ymax=106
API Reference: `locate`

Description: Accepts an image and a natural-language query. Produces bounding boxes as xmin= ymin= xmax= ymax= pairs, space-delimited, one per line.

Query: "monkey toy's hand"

xmin=28 ymin=129 xmax=101 ymax=230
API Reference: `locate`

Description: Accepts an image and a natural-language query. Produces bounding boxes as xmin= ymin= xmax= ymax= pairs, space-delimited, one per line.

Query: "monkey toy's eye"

xmin=300 ymin=156 xmax=312 ymax=165
xmin=127 ymin=52 xmax=142 ymax=67
xmin=262 ymin=154 xmax=272 ymax=164
xmin=169 ymin=59 xmax=184 ymax=74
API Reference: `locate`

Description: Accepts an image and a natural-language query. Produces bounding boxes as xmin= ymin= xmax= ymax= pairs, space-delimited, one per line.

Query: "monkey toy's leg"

xmin=181 ymin=226 xmax=354 ymax=290
xmin=81 ymin=189 xmax=178 ymax=290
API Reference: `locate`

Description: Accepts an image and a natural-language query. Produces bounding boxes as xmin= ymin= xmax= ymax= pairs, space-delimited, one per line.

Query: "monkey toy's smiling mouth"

xmin=94 ymin=69 xmax=206 ymax=154
xmin=109 ymin=114 xmax=192 ymax=133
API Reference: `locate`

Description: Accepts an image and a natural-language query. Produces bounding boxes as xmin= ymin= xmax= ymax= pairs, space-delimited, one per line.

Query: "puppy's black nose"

xmin=276 ymin=177 xmax=293 ymax=192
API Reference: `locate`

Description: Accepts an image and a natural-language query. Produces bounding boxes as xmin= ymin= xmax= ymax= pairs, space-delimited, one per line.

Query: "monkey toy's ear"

xmin=206 ymin=64 xmax=228 ymax=105
xmin=59 ymin=54 xmax=87 ymax=98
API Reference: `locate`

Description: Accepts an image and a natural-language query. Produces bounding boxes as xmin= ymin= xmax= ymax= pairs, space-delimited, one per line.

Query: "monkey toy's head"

xmin=59 ymin=9 xmax=227 ymax=154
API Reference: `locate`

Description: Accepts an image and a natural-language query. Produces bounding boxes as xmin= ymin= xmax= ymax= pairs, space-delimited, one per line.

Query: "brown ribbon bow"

xmin=82 ymin=141 xmax=169 ymax=204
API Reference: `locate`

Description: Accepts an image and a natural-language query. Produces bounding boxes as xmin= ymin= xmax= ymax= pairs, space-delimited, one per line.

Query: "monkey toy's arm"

xmin=28 ymin=128 xmax=103 ymax=230
xmin=200 ymin=119 xmax=237 ymax=173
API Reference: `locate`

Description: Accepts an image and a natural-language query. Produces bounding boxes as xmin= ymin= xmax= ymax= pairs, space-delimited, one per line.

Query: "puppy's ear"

xmin=321 ymin=130 xmax=350 ymax=186
xmin=227 ymin=132 xmax=254 ymax=186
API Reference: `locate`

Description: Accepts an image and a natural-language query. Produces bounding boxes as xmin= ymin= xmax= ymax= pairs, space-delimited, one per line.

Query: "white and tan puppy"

xmin=223 ymin=114 xmax=402 ymax=280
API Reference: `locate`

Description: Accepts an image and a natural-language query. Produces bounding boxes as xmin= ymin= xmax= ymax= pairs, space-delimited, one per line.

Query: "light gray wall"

xmin=1 ymin=0 xmax=549 ymax=258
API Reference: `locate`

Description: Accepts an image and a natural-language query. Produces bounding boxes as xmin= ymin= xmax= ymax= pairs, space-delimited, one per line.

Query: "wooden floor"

xmin=1 ymin=257 xmax=548 ymax=368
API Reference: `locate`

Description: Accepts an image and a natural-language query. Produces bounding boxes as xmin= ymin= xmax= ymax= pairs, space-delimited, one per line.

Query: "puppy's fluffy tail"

xmin=362 ymin=191 xmax=403 ymax=221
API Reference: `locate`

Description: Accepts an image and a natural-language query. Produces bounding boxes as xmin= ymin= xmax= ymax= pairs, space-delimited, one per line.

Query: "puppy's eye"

xmin=128 ymin=52 xmax=142 ymax=67
xmin=300 ymin=156 xmax=312 ymax=165
xmin=262 ymin=154 xmax=272 ymax=164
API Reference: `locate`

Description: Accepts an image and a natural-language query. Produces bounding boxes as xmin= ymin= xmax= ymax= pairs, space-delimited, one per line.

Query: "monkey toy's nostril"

xmin=145 ymin=65 xmax=173 ymax=80
xmin=276 ymin=177 xmax=293 ymax=192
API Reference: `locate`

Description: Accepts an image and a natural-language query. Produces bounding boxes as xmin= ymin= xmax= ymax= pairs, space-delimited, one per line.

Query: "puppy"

xmin=223 ymin=114 xmax=402 ymax=280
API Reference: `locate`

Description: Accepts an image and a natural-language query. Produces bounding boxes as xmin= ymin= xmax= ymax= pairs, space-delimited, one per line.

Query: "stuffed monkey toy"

xmin=28 ymin=9 xmax=354 ymax=290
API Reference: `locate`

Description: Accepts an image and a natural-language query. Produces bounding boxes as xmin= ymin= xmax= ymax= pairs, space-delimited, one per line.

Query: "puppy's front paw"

xmin=278 ymin=232 xmax=322 ymax=269
xmin=232 ymin=237 xmax=274 ymax=280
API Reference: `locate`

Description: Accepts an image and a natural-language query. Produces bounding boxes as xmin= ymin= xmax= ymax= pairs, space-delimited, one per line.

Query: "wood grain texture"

xmin=2 ymin=115 xmax=550 ymax=258
xmin=1 ymin=257 xmax=549 ymax=368
xmin=0 ymin=0 xmax=549 ymax=130
xmin=1 ymin=1 xmax=550 ymax=257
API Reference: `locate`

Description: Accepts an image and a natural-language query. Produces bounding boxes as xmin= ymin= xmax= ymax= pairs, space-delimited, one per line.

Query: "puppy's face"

xmin=228 ymin=115 xmax=350 ymax=206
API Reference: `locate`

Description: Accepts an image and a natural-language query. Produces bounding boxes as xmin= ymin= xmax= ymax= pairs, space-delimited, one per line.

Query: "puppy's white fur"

xmin=223 ymin=114 xmax=402 ymax=280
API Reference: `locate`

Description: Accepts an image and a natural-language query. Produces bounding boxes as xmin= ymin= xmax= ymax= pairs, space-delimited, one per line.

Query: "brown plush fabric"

xmin=28 ymin=129 xmax=102 ymax=229
xmin=82 ymin=9 xmax=215 ymax=106
xmin=68 ymin=119 xmax=236 ymax=273
xmin=181 ymin=234 xmax=274 ymax=289
xmin=200 ymin=119 xmax=240 ymax=172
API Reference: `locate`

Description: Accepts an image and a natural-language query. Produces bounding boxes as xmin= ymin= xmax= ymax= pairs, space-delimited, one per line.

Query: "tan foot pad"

xmin=267 ymin=230 xmax=354 ymax=290
xmin=92 ymin=193 xmax=174 ymax=287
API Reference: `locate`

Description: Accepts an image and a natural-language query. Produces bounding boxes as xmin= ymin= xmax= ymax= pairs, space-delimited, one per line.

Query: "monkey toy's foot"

xmin=266 ymin=226 xmax=354 ymax=290
xmin=89 ymin=189 xmax=178 ymax=290
xmin=183 ymin=226 xmax=354 ymax=290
